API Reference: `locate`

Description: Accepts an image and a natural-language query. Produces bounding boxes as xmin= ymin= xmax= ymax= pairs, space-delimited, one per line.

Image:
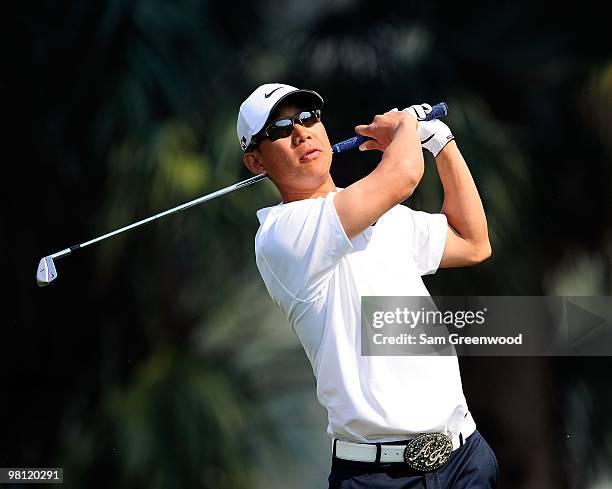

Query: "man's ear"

xmin=243 ymin=151 xmax=266 ymax=175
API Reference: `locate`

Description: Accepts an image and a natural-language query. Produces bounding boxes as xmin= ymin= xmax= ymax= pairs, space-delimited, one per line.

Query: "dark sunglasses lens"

xmin=299 ymin=110 xmax=320 ymax=127
xmin=268 ymin=119 xmax=294 ymax=141
xmin=266 ymin=110 xmax=321 ymax=141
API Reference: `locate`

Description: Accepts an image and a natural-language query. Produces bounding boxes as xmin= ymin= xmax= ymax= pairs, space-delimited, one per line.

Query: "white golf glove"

xmin=403 ymin=103 xmax=455 ymax=158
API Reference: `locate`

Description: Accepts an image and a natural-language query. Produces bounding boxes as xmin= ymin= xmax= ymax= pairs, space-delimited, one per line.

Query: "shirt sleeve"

xmin=255 ymin=192 xmax=353 ymax=301
xmin=394 ymin=205 xmax=448 ymax=276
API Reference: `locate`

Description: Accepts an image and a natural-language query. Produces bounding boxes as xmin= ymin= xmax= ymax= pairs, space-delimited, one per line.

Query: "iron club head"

xmin=37 ymin=256 xmax=58 ymax=287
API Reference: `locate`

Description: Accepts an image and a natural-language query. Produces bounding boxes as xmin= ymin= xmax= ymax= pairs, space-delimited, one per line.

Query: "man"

xmin=237 ymin=83 xmax=498 ymax=488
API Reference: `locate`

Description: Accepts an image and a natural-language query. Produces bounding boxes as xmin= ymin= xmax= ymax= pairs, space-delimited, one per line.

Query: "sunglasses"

xmin=250 ymin=109 xmax=321 ymax=149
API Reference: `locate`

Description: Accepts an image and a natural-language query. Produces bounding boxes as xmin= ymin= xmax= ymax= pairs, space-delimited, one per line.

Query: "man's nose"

xmin=292 ymin=121 xmax=310 ymax=144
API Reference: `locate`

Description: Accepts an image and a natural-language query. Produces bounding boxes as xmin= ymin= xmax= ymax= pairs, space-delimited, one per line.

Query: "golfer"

xmin=238 ymin=83 xmax=498 ymax=488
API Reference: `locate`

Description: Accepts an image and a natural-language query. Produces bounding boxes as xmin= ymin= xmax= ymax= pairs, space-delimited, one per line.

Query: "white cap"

xmin=237 ymin=83 xmax=324 ymax=151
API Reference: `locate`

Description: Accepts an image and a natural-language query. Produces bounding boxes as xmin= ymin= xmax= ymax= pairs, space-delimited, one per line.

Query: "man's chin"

xmin=286 ymin=166 xmax=333 ymax=187
xmin=302 ymin=162 xmax=332 ymax=179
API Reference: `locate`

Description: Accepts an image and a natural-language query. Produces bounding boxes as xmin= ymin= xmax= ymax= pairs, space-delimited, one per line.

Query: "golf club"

xmin=36 ymin=102 xmax=448 ymax=286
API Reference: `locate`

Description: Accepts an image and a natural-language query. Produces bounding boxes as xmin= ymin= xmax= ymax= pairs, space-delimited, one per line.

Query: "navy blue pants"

xmin=328 ymin=431 xmax=499 ymax=488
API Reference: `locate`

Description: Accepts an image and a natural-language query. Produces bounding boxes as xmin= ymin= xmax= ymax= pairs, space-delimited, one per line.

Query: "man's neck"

xmin=280 ymin=178 xmax=337 ymax=203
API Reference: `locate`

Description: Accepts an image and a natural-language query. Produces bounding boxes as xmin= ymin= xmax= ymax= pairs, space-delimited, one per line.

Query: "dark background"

xmin=4 ymin=1 xmax=612 ymax=487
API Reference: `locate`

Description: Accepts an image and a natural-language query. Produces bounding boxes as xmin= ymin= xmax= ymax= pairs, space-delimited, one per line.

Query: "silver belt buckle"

xmin=403 ymin=432 xmax=453 ymax=472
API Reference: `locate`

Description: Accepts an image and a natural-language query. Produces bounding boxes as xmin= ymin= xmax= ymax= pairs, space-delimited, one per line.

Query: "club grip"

xmin=426 ymin=102 xmax=448 ymax=121
xmin=331 ymin=102 xmax=448 ymax=154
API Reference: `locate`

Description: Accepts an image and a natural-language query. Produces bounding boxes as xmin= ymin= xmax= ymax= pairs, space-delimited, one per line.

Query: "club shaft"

xmin=51 ymin=174 xmax=267 ymax=260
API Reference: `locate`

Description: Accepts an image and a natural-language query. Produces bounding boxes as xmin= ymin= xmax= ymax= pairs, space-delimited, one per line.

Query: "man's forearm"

xmin=436 ymin=141 xmax=490 ymax=249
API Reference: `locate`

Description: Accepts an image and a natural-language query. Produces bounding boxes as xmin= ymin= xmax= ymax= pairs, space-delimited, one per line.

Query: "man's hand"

xmin=354 ymin=109 xmax=417 ymax=152
xmin=356 ymin=104 xmax=454 ymax=157
xmin=405 ymin=103 xmax=455 ymax=158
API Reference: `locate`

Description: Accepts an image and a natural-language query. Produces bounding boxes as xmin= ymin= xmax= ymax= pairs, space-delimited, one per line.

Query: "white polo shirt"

xmin=254 ymin=189 xmax=476 ymax=443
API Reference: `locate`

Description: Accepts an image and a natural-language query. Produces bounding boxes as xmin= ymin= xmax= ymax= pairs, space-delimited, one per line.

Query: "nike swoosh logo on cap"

xmin=264 ymin=87 xmax=283 ymax=98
